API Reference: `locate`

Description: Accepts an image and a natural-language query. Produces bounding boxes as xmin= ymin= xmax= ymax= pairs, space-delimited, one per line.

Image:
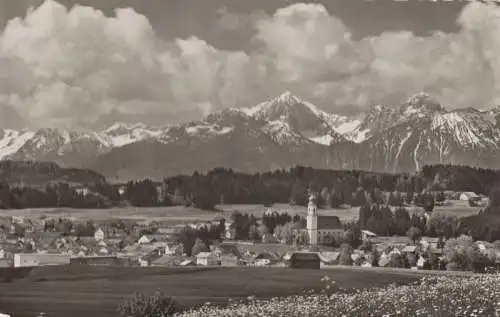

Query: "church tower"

xmin=307 ymin=193 xmax=318 ymax=247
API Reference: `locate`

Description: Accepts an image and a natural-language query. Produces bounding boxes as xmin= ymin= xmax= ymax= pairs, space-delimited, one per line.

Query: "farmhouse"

xmin=14 ymin=253 xmax=71 ymax=267
xmin=75 ymin=186 xmax=90 ymax=196
xmin=361 ymin=230 xmax=377 ymax=241
xmin=94 ymin=228 xmax=105 ymax=242
xmin=220 ymin=254 xmax=239 ymax=266
xmin=289 ymin=252 xmax=320 ymax=269
xmin=151 ymin=255 xmax=186 ymax=267
xmin=138 ymin=234 xmax=167 ymax=245
xmin=459 ymin=192 xmax=478 ymax=201
xmin=224 ymin=220 xmax=236 ymax=240
xmin=196 ymin=252 xmax=219 ymax=266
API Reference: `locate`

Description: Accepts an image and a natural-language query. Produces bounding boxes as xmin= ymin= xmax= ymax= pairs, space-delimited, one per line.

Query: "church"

xmin=292 ymin=194 xmax=345 ymax=246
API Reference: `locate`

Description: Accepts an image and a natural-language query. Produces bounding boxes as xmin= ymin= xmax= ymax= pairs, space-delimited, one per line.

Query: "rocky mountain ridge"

xmin=2 ymin=92 xmax=500 ymax=180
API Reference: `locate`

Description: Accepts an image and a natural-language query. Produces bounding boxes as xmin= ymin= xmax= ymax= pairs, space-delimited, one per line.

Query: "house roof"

xmin=402 ymin=245 xmax=417 ymax=253
xmin=216 ymin=244 xmax=241 ymax=257
xmin=141 ymin=234 xmax=168 ymax=242
xmin=317 ymin=216 xmax=342 ymax=230
xmin=255 ymin=251 xmax=281 ymax=261
xmin=319 ymin=251 xmax=340 ymax=263
xmin=228 ymin=242 xmax=296 ymax=257
xmin=151 ymin=255 xmax=186 ymax=266
xmin=291 ymin=221 xmax=306 ymax=230
xmin=361 ymin=230 xmax=377 ymax=237
xmin=290 ymin=252 xmax=320 ymax=261
xmin=142 ymin=252 xmax=162 ymax=263
xmin=156 ymin=227 xmax=178 ymax=235
xmin=378 ymin=255 xmax=390 ymax=267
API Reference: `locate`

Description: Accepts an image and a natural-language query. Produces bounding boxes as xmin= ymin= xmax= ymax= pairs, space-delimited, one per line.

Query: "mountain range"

xmin=1 ymin=91 xmax=500 ymax=181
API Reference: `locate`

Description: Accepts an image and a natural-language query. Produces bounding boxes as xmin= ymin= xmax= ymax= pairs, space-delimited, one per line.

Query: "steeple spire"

xmin=307 ymin=192 xmax=318 ymax=247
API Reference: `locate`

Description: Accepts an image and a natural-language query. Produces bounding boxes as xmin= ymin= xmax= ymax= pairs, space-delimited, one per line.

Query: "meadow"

xmin=177 ymin=274 xmax=500 ymax=317
xmin=0 ymin=266 xmax=421 ymax=317
xmin=0 ymin=200 xmax=481 ymax=224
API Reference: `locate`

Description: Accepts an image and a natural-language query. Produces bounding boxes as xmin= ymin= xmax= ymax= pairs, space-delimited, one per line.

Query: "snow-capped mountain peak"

xmin=401 ymin=92 xmax=445 ymax=115
xmin=100 ymin=122 xmax=165 ymax=147
xmin=231 ymin=92 xmax=361 ymax=145
xmin=274 ymin=91 xmax=302 ymax=105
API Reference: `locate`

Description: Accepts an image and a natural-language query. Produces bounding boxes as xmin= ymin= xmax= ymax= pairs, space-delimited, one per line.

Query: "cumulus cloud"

xmin=1 ymin=0 xmax=500 ymax=129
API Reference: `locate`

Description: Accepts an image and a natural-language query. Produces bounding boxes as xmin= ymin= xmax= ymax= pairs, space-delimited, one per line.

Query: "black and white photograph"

xmin=1 ymin=0 xmax=500 ymax=316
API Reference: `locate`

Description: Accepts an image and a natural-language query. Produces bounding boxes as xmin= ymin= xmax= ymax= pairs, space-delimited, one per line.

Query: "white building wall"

xmin=14 ymin=253 xmax=71 ymax=268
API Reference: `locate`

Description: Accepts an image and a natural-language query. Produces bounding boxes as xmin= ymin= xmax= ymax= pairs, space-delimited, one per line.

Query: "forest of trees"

xmin=0 ymin=164 xmax=499 ymax=210
xmin=0 ymin=183 xmax=117 ymax=209
xmin=123 ymin=164 xmax=499 ymax=208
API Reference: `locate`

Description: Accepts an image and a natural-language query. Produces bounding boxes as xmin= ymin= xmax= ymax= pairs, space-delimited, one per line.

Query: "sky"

xmin=0 ymin=0 xmax=498 ymax=129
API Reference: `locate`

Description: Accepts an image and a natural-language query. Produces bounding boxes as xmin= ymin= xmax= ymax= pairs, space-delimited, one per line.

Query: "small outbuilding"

xmin=460 ymin=192 xmax=478 ymax=201
xmin=289 ymin=252 xmax=320 ymax=269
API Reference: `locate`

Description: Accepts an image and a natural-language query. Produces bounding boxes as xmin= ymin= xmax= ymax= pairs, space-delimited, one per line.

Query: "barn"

xmin=289 ymin=252 xmax=320 ymax=269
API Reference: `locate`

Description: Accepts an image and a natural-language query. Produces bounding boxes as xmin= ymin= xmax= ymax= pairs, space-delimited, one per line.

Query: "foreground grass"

xmin=0 ymin=266 xmax=418 ymax=317
xmin=177 ymin=275 xmax=500 ymax=317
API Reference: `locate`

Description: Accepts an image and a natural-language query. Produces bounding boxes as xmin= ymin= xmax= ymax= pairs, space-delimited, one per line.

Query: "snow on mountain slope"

xmin=359 ymin=102 xmax=500 ymax=173
xmin=263 ymin=120 xmax=311 ymax=145
xmin=432 ymin=110 xmax=500 ymax=148
xmin=100 ymin=122 xmax=165 ymax=147
xmin=6 ymin=91 xmax=500 ymax=177
xmin=347 ymin=93 xmax=447 ymax=143
xmin=0 ymin=129 xmax=35 ymax=159
xmin=234 ymin=91 xmax=357 ymax=145
xmin=8 ymin=128 xmax=111 ymax=161
xmin=184 ymin=122 xmax=235 ymax=138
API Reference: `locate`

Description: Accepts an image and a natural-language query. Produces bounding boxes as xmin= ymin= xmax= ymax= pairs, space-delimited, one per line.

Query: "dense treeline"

xmin=420 ymin=165 xmax=500 ymax=195
xmin=1 ymin=164 xmax=499 ymax=209
xmin=142 ymin=164 xmax=499 ymax=208
xmin=0 ymin=183 xmax=118 ymax=209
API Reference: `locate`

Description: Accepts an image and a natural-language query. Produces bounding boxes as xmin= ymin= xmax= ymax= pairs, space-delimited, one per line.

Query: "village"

xmin=0 ymin=190 xmax=497 ymax=272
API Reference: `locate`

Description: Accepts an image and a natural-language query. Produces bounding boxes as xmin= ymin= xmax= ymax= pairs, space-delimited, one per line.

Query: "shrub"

xmin=118 ymin=291 xmax=179 ymax=317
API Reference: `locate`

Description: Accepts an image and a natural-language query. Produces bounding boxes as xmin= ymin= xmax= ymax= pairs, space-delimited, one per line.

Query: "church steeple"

xmin=307 ymin=193 xmax=318 ymax=247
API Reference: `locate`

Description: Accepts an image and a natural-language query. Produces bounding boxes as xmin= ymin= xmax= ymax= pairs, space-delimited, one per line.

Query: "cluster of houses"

xmin=0 ymin=189 xmax=495 ymax=271
xmin=0 ymin=216 xmax=184 ymax=268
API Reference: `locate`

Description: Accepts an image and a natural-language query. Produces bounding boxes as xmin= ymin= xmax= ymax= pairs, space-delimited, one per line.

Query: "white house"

xmin=75 ymin=187 xmax=90 ymax=196
xmin=118 ymin=186 xmax=126 ymax=196
xmin=460 ymin=192 xmax=478 ymax=201
xmin=417 ymin=256 xmax=426 ymax=269
xmin=94 ymin=228 xmax=105 ymax=242
xmin=196 ymin=252 xmax=219 ymax=266
xmin=138 ymin=234 xmax=167 ymax=245
xmin=361 ymin=230 xmax=377 ymax=241
xmin=14 ymin=253 xmax=71 ymax=267
xmin=165 ymin=243 xmax=180 ymax=255
xmin=224 ymin=220 xmax=235 ymax=240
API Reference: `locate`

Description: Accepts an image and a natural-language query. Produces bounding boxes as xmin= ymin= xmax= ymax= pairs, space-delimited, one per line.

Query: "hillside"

xmin=0 ymin=160 xmax=106 ymax=187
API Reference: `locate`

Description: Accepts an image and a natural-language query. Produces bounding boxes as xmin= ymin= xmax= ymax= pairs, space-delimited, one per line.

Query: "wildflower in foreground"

xmin=176 ymin=275 xmax=500 ymax=317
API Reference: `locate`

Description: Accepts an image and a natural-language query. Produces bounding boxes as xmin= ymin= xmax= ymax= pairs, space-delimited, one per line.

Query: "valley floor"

xmin=0 ymin=200 xmax=481 ymax=224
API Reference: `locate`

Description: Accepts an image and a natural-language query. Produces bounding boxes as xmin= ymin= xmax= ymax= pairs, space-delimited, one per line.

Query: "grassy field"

xmin=0 ymin=265 xmax=421 ymax=317
xmin=0 ymin=200 xmax=481 ymax=225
